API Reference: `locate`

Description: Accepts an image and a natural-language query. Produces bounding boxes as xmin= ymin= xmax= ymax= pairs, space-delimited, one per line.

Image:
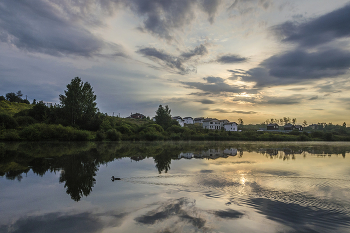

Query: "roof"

xmin=267 ymin=123 xmax=279 ymax=126
xmin=223 ymin=122 xmax=238 ymax=125
xmin=183 ymin=117 xmax=193 ymax=119
xmin=295 ymin=125 xmax=303 ymax=128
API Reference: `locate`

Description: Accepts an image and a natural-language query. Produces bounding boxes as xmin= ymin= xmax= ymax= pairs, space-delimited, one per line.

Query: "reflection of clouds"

xmin=243 ymin=197 xmax=350 ymax=232
xmin=1 ymin=211 xmax=128 ymax=233
xmin=134 ymin=197 xmax=244 ymax=232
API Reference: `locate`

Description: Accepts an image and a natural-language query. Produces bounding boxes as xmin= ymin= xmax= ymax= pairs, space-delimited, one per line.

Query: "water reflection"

xmin=1 ymin=141 xmax=350 ymax=232
xmin=1 ymin=142 xmax=350 ymax=201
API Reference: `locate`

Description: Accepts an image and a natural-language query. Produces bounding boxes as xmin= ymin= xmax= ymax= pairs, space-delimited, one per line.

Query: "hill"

xmin=0 ymin=100 xmax=32 ymax=116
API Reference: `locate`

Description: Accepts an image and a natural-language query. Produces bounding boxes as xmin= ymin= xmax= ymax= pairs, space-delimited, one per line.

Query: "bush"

xmin=2 ymin=130 xmax=20 ymax=141
xmin=19 ymin=123 xmax=92 ymax=141
xmin=167 ymin=125 xmax=184 ymax=134
xmin=15 ymin=116 xmax=36 ymax=127
xmin=95 ymin=131 xmax=106 ymax=141
xmin=0 ymin=114 xmax=18 ymax=129
xmin=106 ymin=129 xmax=121 ymax=141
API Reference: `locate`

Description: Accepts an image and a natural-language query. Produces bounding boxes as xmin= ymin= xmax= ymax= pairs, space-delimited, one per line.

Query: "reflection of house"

xmin=172 ymin=116 xmax=184 ymax=127
xmin=192 ymin=148 xmax=238 ymax=159
xmin=178 ymin=152 xmax=194 ymax=159
xmin=223 ymin=148 xmax=238 ymax=156
xmin=267 ymin=123 xmax=279 ymax=130
xmin=183 ymin=117 xmax=194 ymax=124
xmin=224 ymin=122 xmax=238 ymax=131
xmin=127 ymin=112 xmax=145 ymax=119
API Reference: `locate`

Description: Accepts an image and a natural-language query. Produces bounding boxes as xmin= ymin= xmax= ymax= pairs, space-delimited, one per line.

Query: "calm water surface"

xmin=1 ymin=141 xmax=350 ymax=233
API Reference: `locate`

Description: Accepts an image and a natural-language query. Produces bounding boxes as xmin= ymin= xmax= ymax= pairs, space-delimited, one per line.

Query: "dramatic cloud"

xmin=216 ymin=54 xmax=247 ymax=64
xmin=228 ymin=0 xmax=274 ymax=13
xmin=0 ymin=1 xmax=125 ymax=57
xmin=239 ymin=48 xmax=350 ymax=87
xmin=261 ymin=49 xmax=350 ymax=79
xmin=212 ymin=109 xmax=257 ymax=114
xmin=181 ymin=76 xmax=257 ymax=95
xmin=181 ymin=44 xmax=208 ymax=59
xmin=128 ymin=0 xmax=222 ymax=40
xmin=203 ymin=76 xmax=225 ymax=83
xmin=137 ymin=47 xmax=195 ymax=74
xmin=272 ymin=4 xmax=350 ymax=47
xmin=196 ymin=99 xmax=216 ymax=104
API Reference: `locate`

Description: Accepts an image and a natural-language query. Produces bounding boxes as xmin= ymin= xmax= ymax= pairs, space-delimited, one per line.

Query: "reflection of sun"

xmin=240 ymin=176 xmax=246 ymax=185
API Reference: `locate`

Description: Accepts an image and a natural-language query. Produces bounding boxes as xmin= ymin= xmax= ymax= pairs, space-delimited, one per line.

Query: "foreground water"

xmin=1 ymin=141 xmax=350 ymax=233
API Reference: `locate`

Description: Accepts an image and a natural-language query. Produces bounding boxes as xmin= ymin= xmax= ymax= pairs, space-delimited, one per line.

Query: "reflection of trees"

xmin=2 ymin=141 xmax=350 ymax=200
xmin=154 ymin=153 xmax=172 ymax=174
xmin=59 ymin=150 xmax=99 ymax=201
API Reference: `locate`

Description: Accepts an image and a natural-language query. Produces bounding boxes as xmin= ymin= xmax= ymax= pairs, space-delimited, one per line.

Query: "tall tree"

xmin=155 ymin=105 xmax=172 ymax=129
xmin=59 ymin=77 xmax=97 ymax=127
xmin=303 ymin=120 xmax=307 ymax=127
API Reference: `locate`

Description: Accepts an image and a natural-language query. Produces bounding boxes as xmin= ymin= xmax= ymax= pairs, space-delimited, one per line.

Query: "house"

xmin=183 ymin=117 xmax=194 ymax=124
xmin=219 ymin=119 xmax=229 ymax=125
xmin=194 ymin=117 xmax=205 ymax=124
xmin=310 ymin=124 xmax=322 ymax=130
xmin=223 ymin=122 xmax=238 ymax=131
xmin=172 ymin=116 xmax=184 ymax=127
xmin=203 ymin=118 xmax=222 ymax=130
xmin=295 ymin=125 xmax=303 ymax=131
xmin=284 ymin=123 xmax=295 ymax=131
xmin=127 ymin=112 xmax=145 ymax=119
xmin=267 ymin=123 xmax=279 ymax=130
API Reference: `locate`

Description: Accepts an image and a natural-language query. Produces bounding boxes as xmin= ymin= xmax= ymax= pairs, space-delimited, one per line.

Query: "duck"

xmin=111 ymin=176 xmax=121 ymax=181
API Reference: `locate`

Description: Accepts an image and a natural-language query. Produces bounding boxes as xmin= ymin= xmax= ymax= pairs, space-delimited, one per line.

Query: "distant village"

xmin=126 ymin=112 xmax=327 ymax=132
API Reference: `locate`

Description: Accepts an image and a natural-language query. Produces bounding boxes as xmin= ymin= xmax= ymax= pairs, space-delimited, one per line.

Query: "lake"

xmin=1 ymin=141 xmax=350 ymax=233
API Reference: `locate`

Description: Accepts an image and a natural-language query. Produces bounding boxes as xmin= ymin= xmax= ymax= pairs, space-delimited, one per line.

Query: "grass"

xmin=0 ymin=100 xmax=32 ymax=116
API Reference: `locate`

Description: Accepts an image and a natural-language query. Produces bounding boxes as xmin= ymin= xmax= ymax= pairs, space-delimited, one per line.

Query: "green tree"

xmin=343 ymin=122 xmax=346 ymax=127
xmin=303 ymin=120 xmax=307 ymax=127
xmin=155 ymin=105 xmax=172 ymax=129
xmin=238 ymin=118 xmax=244 ymax=130
xmin=59 ymin=77 xmax=97 ymax=127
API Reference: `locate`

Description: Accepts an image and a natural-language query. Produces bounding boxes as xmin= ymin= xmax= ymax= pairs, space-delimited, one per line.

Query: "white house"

xmin=194 ymin=117 xmax=205 ymax=124
xmin=172 ymin=116 xmax=184 ymax=127
xmin=183 ymin=117 xmax=194 ymax=124
xmin=203 ymin=118 xmax=222 ymax=130
xmin=223 ymin=122 xmax=238 ymax=131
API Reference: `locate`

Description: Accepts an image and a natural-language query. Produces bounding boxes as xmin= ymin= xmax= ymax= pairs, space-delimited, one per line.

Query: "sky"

xmin=1 ymin=0 xmax=350 ymax=124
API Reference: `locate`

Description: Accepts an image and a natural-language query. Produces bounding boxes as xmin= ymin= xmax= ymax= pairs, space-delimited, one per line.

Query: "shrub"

xmin=0 ymin=114 xmax=18 ymax=129
xmin=95 ymin=131 xmax=106 ymax=141
xmin=2 ymin=130 xmax=20 ymax=141
xmin=19 ymin=123 xmax=92 ymax=141
xmin=167 ymin=125 xmax=184 ymax=134
xmin=106 ymin=129 xmax=121 ymax=141
xmin=15 ymin=116 xmax=36 ymax=127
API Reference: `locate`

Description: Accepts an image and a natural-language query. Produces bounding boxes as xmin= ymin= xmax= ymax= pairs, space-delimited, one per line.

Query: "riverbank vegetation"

xmin=1 ymin=78 xmax=349 ymax=142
